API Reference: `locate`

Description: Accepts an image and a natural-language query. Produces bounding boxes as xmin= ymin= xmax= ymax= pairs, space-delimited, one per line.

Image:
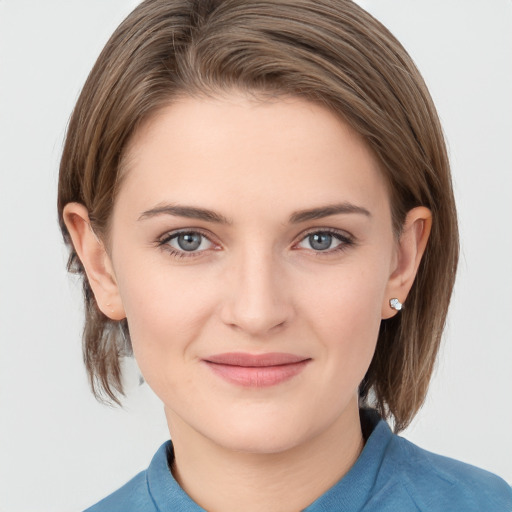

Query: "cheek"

xmin=301 ymin=257 xmax=389 ymax=375
xmin=309 ymin=258 xmax=387 ymax=330
xmin=113 ymin=258 xmax=217 ymax=374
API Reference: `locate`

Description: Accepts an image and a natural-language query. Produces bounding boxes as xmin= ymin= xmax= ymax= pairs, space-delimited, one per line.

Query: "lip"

xmin=203 ymin=352 xmax=311 ymax=387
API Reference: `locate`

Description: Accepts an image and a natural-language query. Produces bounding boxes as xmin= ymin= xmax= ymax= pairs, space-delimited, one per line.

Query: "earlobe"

xmin=382 ymin=206 xmax=432 ymax=319
xmin=62 ymin=203 xmax=125 ymax=321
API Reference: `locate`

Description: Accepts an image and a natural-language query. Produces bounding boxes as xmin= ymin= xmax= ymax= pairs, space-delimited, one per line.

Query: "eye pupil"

xmin=309 ymin=233 xmax=332 ymax=251
xmin=177 ymin=233 xmax=202 ymax=251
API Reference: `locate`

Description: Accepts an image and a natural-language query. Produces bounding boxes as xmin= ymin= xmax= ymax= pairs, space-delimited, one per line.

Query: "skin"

xmin=64 ymin=93 xmax=431 ymax=512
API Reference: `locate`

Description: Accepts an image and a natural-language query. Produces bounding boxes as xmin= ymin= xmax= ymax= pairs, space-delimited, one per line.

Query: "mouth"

xmin=202 ymin=352 xmax=311 ymax=387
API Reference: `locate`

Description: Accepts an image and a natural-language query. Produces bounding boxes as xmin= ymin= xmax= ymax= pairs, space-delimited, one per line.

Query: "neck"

xmin=165 ymin=401 xmax=364 ymax=512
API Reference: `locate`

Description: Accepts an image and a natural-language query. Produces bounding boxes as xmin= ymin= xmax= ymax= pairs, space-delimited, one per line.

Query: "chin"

xmin=201 ymin=412 xmax=317 ymax=455
xmin=216 ymin=428 xmax=307 ymax=455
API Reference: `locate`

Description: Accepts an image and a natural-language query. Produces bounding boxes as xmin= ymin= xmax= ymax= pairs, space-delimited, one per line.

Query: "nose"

xmin=219 ymin=247 xmax=293 ymax=337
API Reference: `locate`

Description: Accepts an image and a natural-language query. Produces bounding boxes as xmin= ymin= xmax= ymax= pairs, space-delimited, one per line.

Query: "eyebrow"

xmin=288 ymin=203 xmax=371 ymax=223
xmin=138 ymin=202 xmax=371 ymax=224
xmin=138 ymin=204 xmax=232 ymax=224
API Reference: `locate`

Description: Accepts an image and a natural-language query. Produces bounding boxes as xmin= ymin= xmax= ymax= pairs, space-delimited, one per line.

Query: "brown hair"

xmin=58 ymin=0 xmax=458 ymax=432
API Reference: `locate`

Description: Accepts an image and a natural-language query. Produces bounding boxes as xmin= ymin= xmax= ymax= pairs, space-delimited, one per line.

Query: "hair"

xmin=58 ymin=0 xmax=458 ymax=432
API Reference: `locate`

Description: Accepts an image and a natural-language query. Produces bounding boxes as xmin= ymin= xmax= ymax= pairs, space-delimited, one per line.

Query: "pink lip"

xmin=203 ymin=352 xmax=311 ymax=387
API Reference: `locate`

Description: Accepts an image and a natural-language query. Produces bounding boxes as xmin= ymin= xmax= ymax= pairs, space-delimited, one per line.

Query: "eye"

xmin=296 ymin=229 xmax=353 ymax=253
xmin=159 ymin=230 xmax=216 ymax=258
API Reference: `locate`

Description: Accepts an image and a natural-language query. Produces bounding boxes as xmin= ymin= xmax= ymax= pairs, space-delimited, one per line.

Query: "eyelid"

xmin=295 ymin=226 xmax=354 ymax=243
xmin=157 ymin=228 xmax=220 ymax=257
xmin=293 ymin=227 xmax=355 ymax=253
xmin=158 ymin=227 xmax=215 ymax=244
xmin=300 ymin=225 xmax=352 ymax=236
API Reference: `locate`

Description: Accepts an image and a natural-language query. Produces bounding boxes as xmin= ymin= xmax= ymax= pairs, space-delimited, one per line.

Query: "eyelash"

xmin=157 ymin=228 xmax=355 ymax=260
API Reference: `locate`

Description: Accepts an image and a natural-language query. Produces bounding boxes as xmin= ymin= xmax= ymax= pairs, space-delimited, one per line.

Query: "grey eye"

xmin=175 ymin=232 xmax=203 ymax=251
xmin=160 ymin=230 xmax=215 ymax=257
xmin=308 ymin=232 xmax=334 ymax=251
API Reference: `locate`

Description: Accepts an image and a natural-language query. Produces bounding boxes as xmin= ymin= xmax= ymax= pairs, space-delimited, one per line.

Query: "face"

xmin=107 ymin=93 xmax=398 ymax=454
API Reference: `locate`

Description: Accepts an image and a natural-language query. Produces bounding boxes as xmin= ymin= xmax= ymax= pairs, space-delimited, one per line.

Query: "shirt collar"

xmin=146 ymin=409 xmax=391 ymax=512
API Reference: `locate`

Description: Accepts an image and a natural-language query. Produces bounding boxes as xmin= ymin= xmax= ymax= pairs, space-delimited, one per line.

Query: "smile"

xmin=203 ymin=352 xmax=311 ymax=387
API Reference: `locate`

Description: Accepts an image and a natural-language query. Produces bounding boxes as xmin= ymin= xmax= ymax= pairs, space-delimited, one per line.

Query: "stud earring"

xmin=389 ymin=298 xmax=403 ymax=311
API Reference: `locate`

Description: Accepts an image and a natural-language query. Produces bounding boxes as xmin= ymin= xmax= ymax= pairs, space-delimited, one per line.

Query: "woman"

xmin=57 ymin=0 xmax=511 ymax=510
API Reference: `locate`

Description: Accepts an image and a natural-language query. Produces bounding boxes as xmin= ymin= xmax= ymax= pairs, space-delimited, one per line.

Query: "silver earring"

xmin=389 ymin=298 xmax=403 ymax=311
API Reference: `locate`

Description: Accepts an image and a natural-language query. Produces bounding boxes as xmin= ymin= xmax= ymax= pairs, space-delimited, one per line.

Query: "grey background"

xmin=1 ymin=1 xmax=511 ymax=510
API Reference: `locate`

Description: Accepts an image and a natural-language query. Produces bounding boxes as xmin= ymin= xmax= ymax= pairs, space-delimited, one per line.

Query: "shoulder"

xmin=384 ymin=433 xmax=512 ymax=511
xmin=82 ymin=440 xmax=199 ymax=512
xmin=83 ymin=470 xmax=156 ymax=512
xmin=82 ymin=441 xmax=175 ymax=512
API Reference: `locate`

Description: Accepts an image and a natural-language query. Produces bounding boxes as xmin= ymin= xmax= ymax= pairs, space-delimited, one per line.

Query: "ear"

xmin=382 ymin=206 xmax=432 ymax=319
xmin=63 ymin=202 xmax=126 ymax=321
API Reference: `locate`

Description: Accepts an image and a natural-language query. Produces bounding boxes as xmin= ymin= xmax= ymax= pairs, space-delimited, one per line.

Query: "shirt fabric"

xmin=84 ymin=409 xmax=512 ymax=511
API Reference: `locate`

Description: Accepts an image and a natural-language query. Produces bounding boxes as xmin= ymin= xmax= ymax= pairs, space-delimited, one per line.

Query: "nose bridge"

xmin=221 ymin=241 xmax=292 ymax=336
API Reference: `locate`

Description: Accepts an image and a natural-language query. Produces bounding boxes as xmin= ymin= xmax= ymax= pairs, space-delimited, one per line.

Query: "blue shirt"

xmin=85 ymin=410 xmax=512 ymax=511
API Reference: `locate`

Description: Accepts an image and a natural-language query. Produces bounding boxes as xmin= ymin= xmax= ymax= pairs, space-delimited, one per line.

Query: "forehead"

xmin=117 ymin=93 xmax=390 ymax=221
